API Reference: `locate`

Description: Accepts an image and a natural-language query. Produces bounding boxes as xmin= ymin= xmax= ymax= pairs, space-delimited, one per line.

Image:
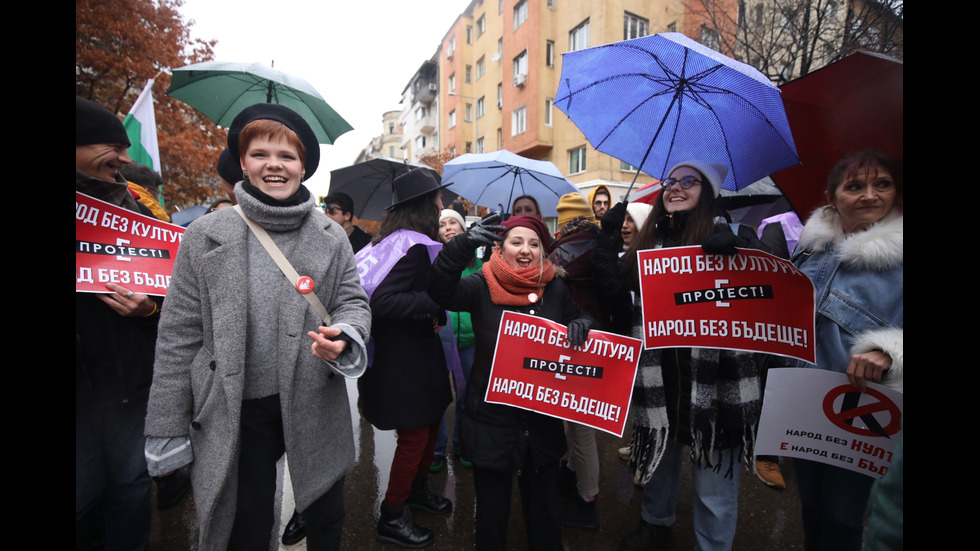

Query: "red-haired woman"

xmin=145 ymin=104 xmax=371 ymax=551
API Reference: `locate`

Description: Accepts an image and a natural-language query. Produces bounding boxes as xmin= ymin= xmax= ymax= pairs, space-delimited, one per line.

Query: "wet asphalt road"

xmin=150 ymin=379 xmax=805 ymax=550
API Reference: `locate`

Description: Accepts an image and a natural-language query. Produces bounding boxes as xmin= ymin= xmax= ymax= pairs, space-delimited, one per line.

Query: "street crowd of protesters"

xmin=77 ymin=96 xmax=902 ymax=551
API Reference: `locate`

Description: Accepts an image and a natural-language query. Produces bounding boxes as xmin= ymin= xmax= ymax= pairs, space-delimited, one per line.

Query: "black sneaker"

xmin=376 ymin=506 xmax=434 ymax=548
xmin=619 ymin=519 xmax=676 ymax=551
xmin=281 ymin=509 xmax=306 ymax=546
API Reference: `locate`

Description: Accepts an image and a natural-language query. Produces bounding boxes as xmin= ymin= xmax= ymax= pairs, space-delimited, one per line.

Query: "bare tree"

xmin=686 ymin=0 xmax=903 ymax=85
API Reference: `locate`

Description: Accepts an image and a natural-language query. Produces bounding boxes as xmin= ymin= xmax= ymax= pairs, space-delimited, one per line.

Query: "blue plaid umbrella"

xmin=555 ymin=33 xmax=799 ymax=192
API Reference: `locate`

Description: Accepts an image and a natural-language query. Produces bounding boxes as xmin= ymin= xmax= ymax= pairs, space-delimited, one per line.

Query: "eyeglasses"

xmin=324 ymin=205 xmax=342 ymax=214
xmin=660 ymin=175 xmax=703 ymax=191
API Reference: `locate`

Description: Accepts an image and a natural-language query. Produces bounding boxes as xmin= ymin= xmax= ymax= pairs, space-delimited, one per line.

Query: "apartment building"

xmin=354 ymin=110 xmax=404 ymax=163
xmin=437 ymin=0 xmax=718 ymax=203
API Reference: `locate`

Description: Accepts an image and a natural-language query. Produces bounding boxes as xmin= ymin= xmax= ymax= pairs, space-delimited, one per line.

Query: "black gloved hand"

xmin=463 ymin=212 xmax=506 ymax=249
xmin=566 ymin=318 xmax=595 ymax=347
xmin=701 ymin=231 xmax=746 ymax=256
xmin=601 ymin=201 xmax=628 ymax=235
xmin=597 ymin=201 xmax=628 ymax=251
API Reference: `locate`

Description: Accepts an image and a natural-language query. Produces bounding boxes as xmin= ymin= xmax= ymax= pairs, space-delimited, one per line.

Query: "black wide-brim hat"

xmin=387 ymin=168 xmax=451 ymax=211
xmin=227 ymin=103 xmax=320 ymax=180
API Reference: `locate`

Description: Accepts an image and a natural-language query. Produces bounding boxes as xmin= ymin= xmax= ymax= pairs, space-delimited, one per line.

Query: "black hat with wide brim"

xmin=386 ymin=168 xmax=451 ymax=211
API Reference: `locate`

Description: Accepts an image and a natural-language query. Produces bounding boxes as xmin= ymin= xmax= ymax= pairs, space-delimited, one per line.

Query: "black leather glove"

xmin=701 ymin=229 xmax=748 ymax=256
xmin=597 ymin=201 xmax=628 ymax=251
xmin=566 ymin=318 xmax=595 ymax=347
xmin=463 ymin=212 xmax=506 ymax=249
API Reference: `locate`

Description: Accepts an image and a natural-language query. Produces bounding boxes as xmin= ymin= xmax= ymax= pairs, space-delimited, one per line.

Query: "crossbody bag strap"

xmin=234 ymin=206 xmax=332 ymax=325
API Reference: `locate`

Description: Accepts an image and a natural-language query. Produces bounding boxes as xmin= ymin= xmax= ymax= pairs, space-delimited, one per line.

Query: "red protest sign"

xmin=75 ymin=192 xmax=184 ymax=297
xmin=486 ymin=311 xmax=641 ymax=436
xmin=637 ymin=246 xmax=815 ymax=363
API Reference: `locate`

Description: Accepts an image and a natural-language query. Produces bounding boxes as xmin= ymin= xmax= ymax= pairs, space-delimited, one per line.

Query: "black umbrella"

xmin=328 ymin=157 xmax=444 ymax=221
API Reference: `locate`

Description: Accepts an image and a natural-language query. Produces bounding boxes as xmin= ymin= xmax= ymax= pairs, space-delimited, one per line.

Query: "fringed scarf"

xmin=628 ymin=311 xmax=762 ymax=483
xmin=482 ymin=252 xmax=555 ymax=306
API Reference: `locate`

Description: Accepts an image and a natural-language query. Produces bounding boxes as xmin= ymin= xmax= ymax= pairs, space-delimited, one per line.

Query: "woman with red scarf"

xmin=427 ymin=214 xmax=594 ymax=551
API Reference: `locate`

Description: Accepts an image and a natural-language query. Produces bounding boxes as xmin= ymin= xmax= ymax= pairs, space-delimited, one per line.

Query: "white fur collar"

xmin=797 ymin=207 xmax=903 ymax=271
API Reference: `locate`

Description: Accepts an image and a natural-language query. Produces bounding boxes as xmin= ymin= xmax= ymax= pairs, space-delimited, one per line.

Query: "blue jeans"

xmin=75 ymin=397 xmax=151 ymax=551
xmin=435 ymin=345 xmax=474 ymax=457
xmin=794 ymin=458 xmax=874 ymax=551
xmin=640 ymin=439 xmax=741 ymax=551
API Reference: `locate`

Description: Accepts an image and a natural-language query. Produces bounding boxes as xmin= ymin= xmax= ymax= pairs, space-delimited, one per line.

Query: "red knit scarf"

xmin=482 ymin=252 xmax=555 ymax=306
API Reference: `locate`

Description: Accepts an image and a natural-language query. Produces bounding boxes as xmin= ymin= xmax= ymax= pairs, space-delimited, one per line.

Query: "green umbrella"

xmin=167 ymin=61 xmax=353 ymax=144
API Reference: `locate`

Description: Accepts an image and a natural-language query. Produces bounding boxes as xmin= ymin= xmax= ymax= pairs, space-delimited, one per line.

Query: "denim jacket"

xmin=790 ymin=207 xmax=903 ymax=391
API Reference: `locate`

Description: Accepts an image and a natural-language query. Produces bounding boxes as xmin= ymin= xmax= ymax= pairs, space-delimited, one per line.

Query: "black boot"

xmin=406 ymin=476 xmax=452 ymax=514
xmin=281 ymin=509 xmax=306 ymax=546
xmin=561 ymin=495 xmax=599 ymax=531
xmin=376 ymin=505 xmax=434 ymax=548
xmin=619 ymin=518 xmax=676 ymax=551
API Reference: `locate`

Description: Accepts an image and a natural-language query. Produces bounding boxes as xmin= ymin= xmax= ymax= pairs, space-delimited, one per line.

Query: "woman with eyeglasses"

xmin=606 ymin=161 xmax=771 ymax=551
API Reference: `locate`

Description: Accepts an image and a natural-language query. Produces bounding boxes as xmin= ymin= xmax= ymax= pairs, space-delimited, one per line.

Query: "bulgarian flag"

xmin=123 ymin=79 xmax=161 ymax=174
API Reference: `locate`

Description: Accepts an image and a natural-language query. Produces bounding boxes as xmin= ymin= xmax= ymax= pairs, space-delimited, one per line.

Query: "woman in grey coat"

xmin=144 ymin=104 xmax=371 ymax=551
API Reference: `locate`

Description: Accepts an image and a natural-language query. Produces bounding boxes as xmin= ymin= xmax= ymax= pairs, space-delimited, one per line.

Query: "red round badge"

xmin=296 ymin=276 xmax=315 ymax=294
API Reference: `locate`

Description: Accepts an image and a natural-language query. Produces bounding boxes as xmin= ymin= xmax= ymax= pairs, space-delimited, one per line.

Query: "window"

xmin=499 ymin=0 xmax=503 ymax=15
xmin=449 ymin=146 xmax=456 ymax=157
xmin=389 ymin=146 xmax=395 ymax=157
xmin=546 ymin=40 xmax=555 ymax=67
xmin=389 ymin=122 xmax=395 ymax=134
xmin=498 ymin=37 xmax=503 ymax=57
xmin=447 ymin=36 xmax=456 ymax=57
xmin=477 ymin=96 xmax=486 ymax=118
xmin=476 ymin=56 xmax=486 ymax=79
xmin=513 ymin=50 xmax=528 ymax=83
xmin=512 ymin=106 xmax=527 ymax=136
xmin=547 ymin=0 xmax=554 ymax=8
xmin=476 ymin=137 xmax=485 ymax=153
xmin=448 ymin=109 xmax=456 ymax=129
xmin=667 ymin=21 xmax=677 ymax=32
xmin=415 ymin=106 xmax=426 ymax=121
xmin=465 ymin=103 xmax=473 ymax=122
xmin=466 ymin=141 xmax=472 ymax=153
xmin=544 ymin=97 xmax=553 ymax=126
xmin=477 ymin=15 xmax=486 ymax=37
xmin=416 ymin=136 xmax=426 ymax=149
xmin=497 ymin=82 xmax=503 ymax=108
xmin=514 ymin=0 xmax=527 ymax=30
xmin=465 ymin=65 xmax=472 ymax=83
xmin=624 ymin=12 xmax=649 ymax=40
xmin=700 ymin=26 xmax=720 ymax=51
xmin=621 ymin=161 xmax=638 ymax=172
xmin=569 ymin=19 xmax=590 ymax=52
xmin=466 ymin=25 xmax=473 ymax=44
xmin=497 ymin=128 xmax=502 ymax=148
xmin=449 ymin=73 xmax=456 ymax=91
xmin=569 ymin=146 xmax=587 ymax=174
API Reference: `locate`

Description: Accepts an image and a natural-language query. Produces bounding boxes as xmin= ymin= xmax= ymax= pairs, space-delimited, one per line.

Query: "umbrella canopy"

xmin=170 ymin=205 xmax=208 ymax=227
xmin=772 ymin=51 xmax=903 ymax=218
xmin=168 ymin=61 xmax=353 ymax=144
xmin=555 ymin=32 xmax=799 ymax=193
xmin=328 ymin=157 xmax=441 ymax=221
xmin=441 ymin=150 xmax=580 ymax=217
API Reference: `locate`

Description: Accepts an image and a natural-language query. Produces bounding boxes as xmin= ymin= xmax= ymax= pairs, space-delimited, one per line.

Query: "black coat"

xmin=428 ymin=237 xmax=586 ymax=474
xmin=358 ymin=243 xmax=452 ymax=430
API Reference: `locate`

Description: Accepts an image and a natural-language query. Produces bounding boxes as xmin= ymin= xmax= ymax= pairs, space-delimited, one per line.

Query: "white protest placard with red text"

xmin=75 ymin=192 xmax=184 ymax=297
xmin=486 ymin=311 xmax=642 ymax=437
xmin=637 ymin=246 xmax=815 ymax=363
xmin=755 ymin=368 xmax=903 ymax=478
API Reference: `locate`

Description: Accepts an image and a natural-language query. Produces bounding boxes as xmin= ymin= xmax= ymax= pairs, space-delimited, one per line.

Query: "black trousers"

xmin=472 ymin=454 xmax=562 ymax=551
xmin=228 ymin=394 xmax=346 ymax=551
